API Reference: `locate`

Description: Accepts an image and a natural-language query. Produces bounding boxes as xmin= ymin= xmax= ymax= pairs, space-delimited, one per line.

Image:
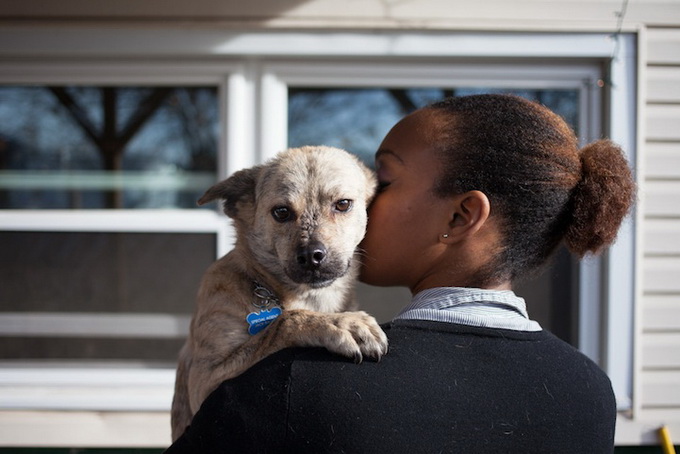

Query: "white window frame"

xmin=0 ymin=30 xmax=637 ymax=447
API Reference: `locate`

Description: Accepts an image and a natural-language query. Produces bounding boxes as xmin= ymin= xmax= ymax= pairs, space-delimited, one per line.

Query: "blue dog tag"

xmin=247 ymin=306 xmax=282 ymax=335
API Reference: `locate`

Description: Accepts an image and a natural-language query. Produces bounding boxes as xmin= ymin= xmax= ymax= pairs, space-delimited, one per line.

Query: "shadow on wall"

xmin=0 ymin=1 xmax=322 ymax=22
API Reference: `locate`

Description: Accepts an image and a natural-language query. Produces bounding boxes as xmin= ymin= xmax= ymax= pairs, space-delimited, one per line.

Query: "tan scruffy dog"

xmin=171 ymin=146 xmax=388 ymax=440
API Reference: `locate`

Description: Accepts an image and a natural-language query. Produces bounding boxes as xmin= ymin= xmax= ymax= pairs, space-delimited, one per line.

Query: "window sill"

xmin=0 ymin=363 xmax=175 ymax=411
xmin=0 ymin=410 xmax=170 ymax=447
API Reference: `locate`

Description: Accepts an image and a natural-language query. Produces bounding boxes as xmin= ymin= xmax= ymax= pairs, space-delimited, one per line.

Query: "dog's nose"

xmin=296 ymin=242 xmax=327 ymax=269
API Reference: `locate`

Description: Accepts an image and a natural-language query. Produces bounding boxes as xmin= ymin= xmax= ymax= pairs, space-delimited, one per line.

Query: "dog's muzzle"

xmin=287 ymin=241 xmax=348 ymax=288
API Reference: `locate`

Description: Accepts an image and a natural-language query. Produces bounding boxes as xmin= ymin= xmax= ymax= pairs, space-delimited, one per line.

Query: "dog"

xmin=171 ymin=145 xmax=388 ymax=440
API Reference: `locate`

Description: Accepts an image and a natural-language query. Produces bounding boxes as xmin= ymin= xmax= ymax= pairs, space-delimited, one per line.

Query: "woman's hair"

xmin=427 ymin=94 xmax=636 ymax=285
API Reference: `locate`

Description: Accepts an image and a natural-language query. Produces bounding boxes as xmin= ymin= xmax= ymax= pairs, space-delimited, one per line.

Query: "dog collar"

xmin=246 ymin=282 xmax=282 ymax=335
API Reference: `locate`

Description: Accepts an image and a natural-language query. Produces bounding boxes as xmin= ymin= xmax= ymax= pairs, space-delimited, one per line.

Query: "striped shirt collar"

xmin=394 ymin=287 xmax=542 ymax=332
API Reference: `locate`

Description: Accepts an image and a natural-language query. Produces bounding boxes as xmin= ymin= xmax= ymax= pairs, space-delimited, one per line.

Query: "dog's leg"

xmin=260 ymin=309 xmax=388 ymax=362
xmin=170 ymin=344 xmax=194 ymax=441
xmin=188 ymin=309 xmax=388 ymax=411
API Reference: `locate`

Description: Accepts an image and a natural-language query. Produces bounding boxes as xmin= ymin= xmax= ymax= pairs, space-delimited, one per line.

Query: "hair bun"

xmin=564 ymin=140 xmax=636 ymax=256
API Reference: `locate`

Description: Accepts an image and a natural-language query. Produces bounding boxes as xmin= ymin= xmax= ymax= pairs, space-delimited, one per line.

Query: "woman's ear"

xmin=440 ymin=190 xmax=491 ymax=244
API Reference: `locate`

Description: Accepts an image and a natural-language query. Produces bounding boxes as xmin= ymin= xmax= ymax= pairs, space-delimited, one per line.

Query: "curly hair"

xmin=427 ymin=94 xmax=636 ymax=285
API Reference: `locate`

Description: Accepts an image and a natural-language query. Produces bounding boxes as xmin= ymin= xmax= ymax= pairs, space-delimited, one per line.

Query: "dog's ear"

xmin=197 ymin=166 xmax=261 ymax=218
xmin=361 ymin=164 xmax=379 ymax=204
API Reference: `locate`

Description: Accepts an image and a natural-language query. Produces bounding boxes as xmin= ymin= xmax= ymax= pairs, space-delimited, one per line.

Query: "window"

xmin=0 ymin=84 xmax=219 ymax=366
xmin=0 ymin=63 xmax=238 ymax=414
xmin=289 ymin=87 xmax=580 ymax=165
xmin=1 ymin=85 xmax=218 ymax=210
xmin=0 ymin=31 xmax=637 ymax=446
xmin=274 ymin=61 xmax=600 ymax=337
xmin=262 ymin=54 xmax=635 ymax=411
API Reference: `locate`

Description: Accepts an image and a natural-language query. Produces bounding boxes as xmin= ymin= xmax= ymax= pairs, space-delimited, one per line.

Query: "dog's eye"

xmin=333 ymin=199 xmax=353 ymax=213
xmin=271 ymin=206 xmax=293 ymax=222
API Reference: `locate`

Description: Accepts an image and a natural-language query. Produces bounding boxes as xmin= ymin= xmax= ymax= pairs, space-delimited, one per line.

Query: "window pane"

xmin=1 ymin=231 xmax=212 ymax=313
xmin=0 ymin=231 xmax=214 ymax=362
xmin=0 ymin=86 xmax=219 ymax=209
xmin=288 ymin=87 xmax=579 ymax=167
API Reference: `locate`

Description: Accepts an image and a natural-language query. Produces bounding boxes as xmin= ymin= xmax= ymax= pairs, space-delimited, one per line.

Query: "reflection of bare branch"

xmin=49 ymin=87 xmax=173 ymax=166
xmin=388 ymin=89 xmax=416 ymax=115
xmin=48 ymin=87 xmax=100 ymax=146
xmin=119 ymin=88 xmax=173 ymax=146
xmin=173 ymin=89 xmax=217 ymax=172
xmin=48 ymin=87 xmax=173 ymax=208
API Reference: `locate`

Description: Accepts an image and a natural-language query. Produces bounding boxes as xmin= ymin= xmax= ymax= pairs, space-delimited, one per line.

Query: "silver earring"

xmin=441 ymin=234 xmax=449 ymax=239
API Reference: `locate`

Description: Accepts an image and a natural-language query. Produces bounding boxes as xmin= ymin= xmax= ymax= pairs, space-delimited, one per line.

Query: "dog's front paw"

xmin=270 ymin=309 xmax=388 ymax=363
xmin=322 ymin=311 xmax=388 ymax=363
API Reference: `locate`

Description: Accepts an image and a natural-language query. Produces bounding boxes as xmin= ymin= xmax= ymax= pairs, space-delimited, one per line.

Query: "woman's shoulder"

xmin=170 ymin=321 xmax=615 ymax=453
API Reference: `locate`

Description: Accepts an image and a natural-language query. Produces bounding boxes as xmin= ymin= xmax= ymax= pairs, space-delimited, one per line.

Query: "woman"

xmin=166 ymin=94 xmax=635 ymax=453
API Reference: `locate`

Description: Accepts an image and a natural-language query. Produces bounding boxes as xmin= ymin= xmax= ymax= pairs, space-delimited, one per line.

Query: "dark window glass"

xmin=288 ymin=87 xmax=579 ymax=167
xmin=0 ymin=86 xmax=219 ymax=209
xmin=0 ymin=231 xmax=214 ymax=362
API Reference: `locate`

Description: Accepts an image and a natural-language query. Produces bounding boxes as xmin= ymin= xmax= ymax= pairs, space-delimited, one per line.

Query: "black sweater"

xmin=166 ymin=320 xmax=616 ymax=453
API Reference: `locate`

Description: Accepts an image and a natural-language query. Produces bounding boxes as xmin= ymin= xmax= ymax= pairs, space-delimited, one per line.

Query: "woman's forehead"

xmin=378 ymin=110 xmax=447 ymax=158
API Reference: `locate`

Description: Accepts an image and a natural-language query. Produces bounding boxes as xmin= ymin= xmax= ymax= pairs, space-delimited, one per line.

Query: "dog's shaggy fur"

xmin=171 ymin=146 xmax=388 ymax=440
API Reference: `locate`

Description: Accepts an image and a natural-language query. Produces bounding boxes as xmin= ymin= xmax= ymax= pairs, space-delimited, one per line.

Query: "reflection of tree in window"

xmin=288 ymin=87 xmax=578 ymax=167
xmin=288 ymin=88 xmax=446 ymax=165
xmin=49 ymin=86 xmax=173 ymax=207
xmin=0 ymin=86 xmax=218 ymax=209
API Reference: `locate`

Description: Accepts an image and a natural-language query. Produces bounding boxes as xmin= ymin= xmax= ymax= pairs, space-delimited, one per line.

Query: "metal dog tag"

xmin=247 ymin=282 xmax=282 ymax=335
xmin=246 ymin=307 xmax=282 ymax=335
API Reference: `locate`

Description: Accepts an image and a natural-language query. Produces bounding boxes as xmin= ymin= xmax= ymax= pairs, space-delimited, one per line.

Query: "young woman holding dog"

xmin=165 ymin=94 xmax=635 ymax=453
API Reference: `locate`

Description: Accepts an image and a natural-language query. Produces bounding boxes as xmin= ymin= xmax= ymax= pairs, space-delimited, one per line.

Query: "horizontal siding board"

xmin=646 ymin=105 xmax=680 ymax=141
xmin=643 ymin=219 xmax=680 ymax=255
xmin=636 ymin=408 xmax=680 ymax=421
xmin=647 ymin=67 xmax=680 ymax=103
xmin=1 ymin=0 xmax=386 ymax=18
xmin=387 ymin=2 xmax=619 ymax=22
xmin=641 ymin=371 xmax=680 ymax=407
xmin=641 ymin=333 xmax=680 ymax=368
xmin=389 ymin=2 xmax=680 ymax=25
xmin=643 ymin=295 xmax=680 ymax=331
xmin=645 ymin=142 xmax=680 ymax=179
xmin=0 ymin=1 xmax=679 ymax=30
xmin=643 ymin=257 xmax=680 ymax=293
xmin=647 ymin=28 xmax=680 ymax=65
xmin=643 ymin=181 xmax=680 ymax=217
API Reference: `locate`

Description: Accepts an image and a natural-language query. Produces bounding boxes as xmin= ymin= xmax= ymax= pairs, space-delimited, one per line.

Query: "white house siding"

xmin=640 ymin=27 xmax=680 ymax=427
xmin=1 ymin=0 xmax=680 ymax=31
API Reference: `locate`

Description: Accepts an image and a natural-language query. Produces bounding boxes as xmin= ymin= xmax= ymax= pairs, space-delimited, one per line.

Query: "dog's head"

xmin=198 ymin=146 xmax=377 ymax=289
